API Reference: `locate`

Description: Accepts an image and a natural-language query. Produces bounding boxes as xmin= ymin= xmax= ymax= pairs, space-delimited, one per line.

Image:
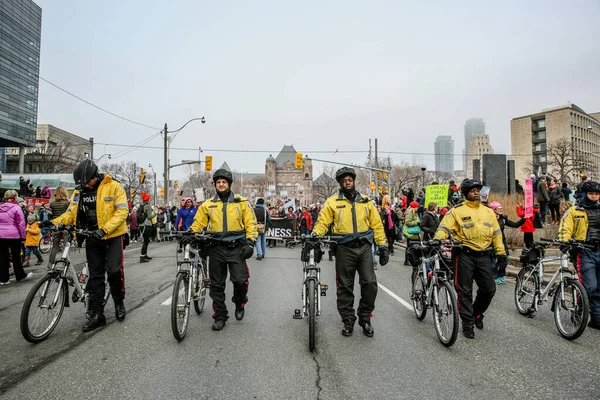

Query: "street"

xmin=1 ymin=241 xmax=599 ymax=399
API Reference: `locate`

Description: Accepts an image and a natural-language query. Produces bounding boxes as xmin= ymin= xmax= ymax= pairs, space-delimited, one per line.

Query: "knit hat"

xmin=141 ymin=192 xmax=150 ymax=202
xmin=410 ymin=201 xmax=419 ymax=209
xmin=489 ymin=202 xmax=502 ymax=211
xmin=27 ymin=215 xmax=36 ymax=223
xmin=439 ymin=207 xmax=448 ymax=216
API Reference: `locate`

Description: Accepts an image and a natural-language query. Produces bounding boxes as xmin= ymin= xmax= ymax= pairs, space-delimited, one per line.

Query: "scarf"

xmin=386 ymin=206 xmax=394 ymax=229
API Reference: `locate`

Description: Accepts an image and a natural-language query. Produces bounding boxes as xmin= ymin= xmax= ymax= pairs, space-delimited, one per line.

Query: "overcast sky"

xmin=35 ymin=0 xmax=600 ymax=181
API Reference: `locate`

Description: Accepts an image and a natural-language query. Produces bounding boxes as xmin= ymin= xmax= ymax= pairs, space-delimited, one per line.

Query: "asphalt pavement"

xmin=1 ymin=241 xmax=599 ymax=399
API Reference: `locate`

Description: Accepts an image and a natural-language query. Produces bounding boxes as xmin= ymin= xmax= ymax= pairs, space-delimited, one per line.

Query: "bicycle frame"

xmin=175 ymin=237 xmax=209 ymax=306
xmin=301 ymin=248 xmax=323 ymax=317
xmin=418 ymin=252 xmax=445 ymax=308
xmin=521 ymin=253 xmax=574 ymax=313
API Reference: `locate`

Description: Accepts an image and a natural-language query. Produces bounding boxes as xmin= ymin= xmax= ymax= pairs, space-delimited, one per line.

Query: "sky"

xmin=34 ymin=0 xmax=600 ymax=181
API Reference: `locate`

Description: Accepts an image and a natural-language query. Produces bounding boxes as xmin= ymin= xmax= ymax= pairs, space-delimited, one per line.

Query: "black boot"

xmin=462 ymin=324 xmax=475 ymax=339
xmin=212 ymin=319 xmax=226 ymax=331
xmin=475 ymin=314 xmax=484 ymax=330
xmin=83 ymin=313 xmax=106 ymax=332
xmin=358 ymin=319 xmax=374 ymax=337
xmin=115 ymin=300 xmax=126 ymax=321
xmin=235 ymin=307 xmax=245 ymax=321
xmin=341 ymin=320 xmax=354 ymax=336
xmin=143 ymin=255 xmax=153 ymax=261
xmin=140 ymin=256 xmax=149 ymax=263
xmin=588 ymin=319 xmax=600 ymax=330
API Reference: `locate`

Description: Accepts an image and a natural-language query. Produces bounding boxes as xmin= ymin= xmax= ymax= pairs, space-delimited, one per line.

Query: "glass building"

xmin=0 ymin=0 xmax=42 ymax=170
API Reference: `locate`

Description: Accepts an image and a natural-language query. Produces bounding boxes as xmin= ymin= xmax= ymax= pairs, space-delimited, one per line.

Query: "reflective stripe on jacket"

xmin=52 ymin=174 xmax=128 ymax=239
xmin=190 ymin=192 xmax=257 ymax=241
xmin=312 ymin=191 xmax=387 ymax=246
xmin=434 ymin=200 xmax=505 ymax=255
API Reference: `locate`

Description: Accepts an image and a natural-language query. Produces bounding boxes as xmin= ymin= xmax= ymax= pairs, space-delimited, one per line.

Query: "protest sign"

xmin=424 ymin=184 xmax=449 ymax=208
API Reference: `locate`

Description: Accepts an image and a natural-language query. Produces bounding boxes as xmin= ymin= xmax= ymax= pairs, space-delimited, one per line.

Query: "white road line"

xmin=161 ymin=297 xmax=172 ymax=306
xmin=378 ymin=282 xmax=413 ymax=311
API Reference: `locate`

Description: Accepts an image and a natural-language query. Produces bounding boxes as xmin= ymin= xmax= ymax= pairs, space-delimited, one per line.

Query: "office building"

xmin=466 ymin=134 xmax=494 ymax=180
xmin=511 ymin=103 xmax=600 ymax=181
xmin=0 ymin=0 xmax=42 ymax=172
xmin=464 ymin=118 xmax=485 ymax=170
xmin=434 ymin=135 xmax=454 ymax=175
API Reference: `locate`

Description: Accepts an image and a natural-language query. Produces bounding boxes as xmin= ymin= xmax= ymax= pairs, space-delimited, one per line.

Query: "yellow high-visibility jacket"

xmin=312 ymin=192 xmax=387 ymax=246
xmin=434 ymin=200 xmax=505 ymax=255
xmin=52 ymin=174 xmax=128 ymax=239
xmin=558 ymin=205 xmax=589 ymax=241
xmin=190 ymin=192 xmax=257 ymax=241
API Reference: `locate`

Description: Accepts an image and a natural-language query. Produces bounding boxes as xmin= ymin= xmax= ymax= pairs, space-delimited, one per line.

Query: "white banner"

xmin=284 ymin=199 xmax=296 ymax=213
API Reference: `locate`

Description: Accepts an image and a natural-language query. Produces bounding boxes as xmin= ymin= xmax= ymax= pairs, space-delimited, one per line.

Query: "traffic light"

xmin=370 ymin=181 xmax=376 ymax=190
xmin=205 ymin=156 xmax=213 ymax=172
xmin=377 ymin=171 xmax=381 ymax=180
xmin=295 ymin=153 xmax=303 ymax=169
xmin=160 ymin=188 xmax=165 ymax=197
xmin=378 ymin=186 xmax=383 ymax=193
xmin=383 ymin=172 xmax=387 ymax=180
xmin=139 ymin=168 xmax=146 ymax=184
xmin=174 ymin=181 xmax=179 ymax=189
xmin=178 ymin=190 xmax=183 ymax=196
xmin=130 ymin=189 xmax=135 ymax=198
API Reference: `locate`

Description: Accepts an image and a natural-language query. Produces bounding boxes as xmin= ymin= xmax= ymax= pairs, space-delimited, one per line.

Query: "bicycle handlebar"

xmin=538 ymin=238 xmax=598 ymax=251
xmin=49 ymin=225 xmax=94 ymax=237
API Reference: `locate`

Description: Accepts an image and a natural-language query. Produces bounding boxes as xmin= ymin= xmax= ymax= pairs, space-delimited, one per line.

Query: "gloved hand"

xmin=378 ymin=246 xmax=389 ymax=266
xmin=242 ymin=240 xmax=255 ymax=259
xmin=496 ymin=256 xmax=508 ymax=270
xmin=92 ymin=229 xmax=106 ymax=239
xmin=559 ymin=244 xmax=570 ymax=254
xmin=310 ymin=232 xmax=321 ymax=238
xmin=39 ymin=220 xmax=53 ymax=229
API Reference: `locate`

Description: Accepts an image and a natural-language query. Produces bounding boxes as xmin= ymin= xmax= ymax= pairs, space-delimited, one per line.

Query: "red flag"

xmin=332 ymin=148 xmax=338 ymax=156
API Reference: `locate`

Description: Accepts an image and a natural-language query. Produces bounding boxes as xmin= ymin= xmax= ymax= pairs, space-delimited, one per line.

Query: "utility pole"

xmin=89 ymin=137 xmax=94 ymax=160
xmin=368 ymin=139 xmax=373 ymax=197
xmin=163 ymin=123 xmax=168 ymax=205
xmin=374 ymin=138 xmax=379 ymax=202
xmin=387 ymin=156 xmax=392 ymax=198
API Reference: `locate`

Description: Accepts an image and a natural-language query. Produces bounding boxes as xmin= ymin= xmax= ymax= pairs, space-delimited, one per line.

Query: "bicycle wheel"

xmin=20 ymin=274 xmax=66 ymax=343
xmin=39 ymin=235 xmax=51 ymax=254
xmin=171 ymin=273 xmax=190 ymax=341
xmin=433 ymin=281 xmax=459 ymax=347
xmin=308 ymin=280 xmax=317 ymax=352
xmin=193 ymin=259 xmax=208 ymax=314
xmin=553 ymin=279 xmax=589 ymax=340
xmin=515 ymin=267 xmax=538 ymax=316
xmin=411 ymin=269 xmax=427 ymax=320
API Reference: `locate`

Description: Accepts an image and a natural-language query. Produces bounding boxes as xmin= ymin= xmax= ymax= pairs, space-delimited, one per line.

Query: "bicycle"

xmin=514 ymin=238 xmax=590 ymax=340
xmin=164 ymin=231 xmax=210 ymax=341
xmin=20 ymin=226 xmax=111 ymax=343
xmin=409 ymin=239 xmax=460 ymax=347
xmin=288 ymin=235 xmax=338 ymax=352
xmin=38 ymin=230 xmax=52 ymax=254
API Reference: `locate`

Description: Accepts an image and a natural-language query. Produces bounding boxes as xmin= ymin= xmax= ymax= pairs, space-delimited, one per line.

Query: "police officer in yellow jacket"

xmin=558 ymin=181 xmax=600 ymax=329
xmin=434 ymin=179 xmax=505 ymax=339
xmin=312 ymin=167 xmax=388 ymax=337
xmin=189 ymin=168 xmax=257 ymax=331
xmin=42 ymin=159 xmax=129 ymax=332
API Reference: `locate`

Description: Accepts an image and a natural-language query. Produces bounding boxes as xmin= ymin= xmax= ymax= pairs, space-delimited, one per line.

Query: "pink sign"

xmin=25 ymin=197 xmax=50 ymax=208
xmin=524 ymin=178 xmax=534 ymax=218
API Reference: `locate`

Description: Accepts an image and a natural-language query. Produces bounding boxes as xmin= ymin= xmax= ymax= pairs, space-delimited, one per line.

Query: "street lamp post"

xmin=163 ymin=117 xmax=206 ymax=205
xmin=148 ymin=163 xmax=157 ymax=206
xmin=421 ymin=167 xmax=426 ymax=190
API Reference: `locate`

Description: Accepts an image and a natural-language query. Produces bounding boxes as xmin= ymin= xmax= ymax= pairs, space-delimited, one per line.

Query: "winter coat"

xmin=548 ymin=186 xmax=561 ymax=205
xmin=175 ymin=206 xmax=197 ymax=231
xmin=19 ymin=179 xmax=30 ymax=196
xmin=299 ymin=211 xmax=313 ymax=230
xmin=49 ymin=199 xmax=69 ymax=219
xmin=42 ymin=185 xmax=51 ymax=199
xmin=380 ymin=207 xmax=400 ymax=237
xmin=516 ymin=205 xmax=539 ymax=233
xmin=420 ymin=211 xmax=440 ymax=241
xmin=0 ymin=201 xmax=26 ymax=239
xmin=403 ymin=207 xmax=421 ymax=239
xmin=497 ymin=215 xmax=525 ymax=254
xmin=561 ymin=187 xmax=572 ymax=201
xmin=536 ymin=180 xmax=549 ymax=202
xmin=129 ymin=211 xmax=139 ymax=230
xmin=25 ymin=222 xmax=41 ymax=246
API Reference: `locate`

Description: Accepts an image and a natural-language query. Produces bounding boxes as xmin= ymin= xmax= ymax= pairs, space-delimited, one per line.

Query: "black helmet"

xmin=581 ymin=181 xmax=600 ymax=193
xmin=73 ymin=159 xmax=98 ymax=186
xmin=335 ymin=166 xmax=356 ymax=183
xmin=460 ymin=179 xmax=483 ymax=195
xmin=213 ymin=168 xmax=233 ymax=185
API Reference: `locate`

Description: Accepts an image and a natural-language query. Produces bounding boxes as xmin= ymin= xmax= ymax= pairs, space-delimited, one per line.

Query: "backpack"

xmin=136 ymin=204 xmax=147 ymax=225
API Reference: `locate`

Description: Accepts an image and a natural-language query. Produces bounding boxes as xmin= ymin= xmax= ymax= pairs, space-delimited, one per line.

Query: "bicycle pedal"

xmin=320 ymin=284 xmax=328 ymax=296
xmin=293 ymin=309 xmax=303 ymax=319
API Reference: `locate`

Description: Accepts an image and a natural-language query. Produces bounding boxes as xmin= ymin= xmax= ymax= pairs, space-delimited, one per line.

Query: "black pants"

xmin=0 ymin=238 xmax=28 ymax=282
xmin=549 ymin=203 xmax=560 ymax=222
xmin=453 ymin=249 xmax=496 ymax=326
xmin=524 ymin=232 xmax=534 ymax=249
xmin=386 ymin=234 xmax=395 ymax=254
xmin=141 ymin=225 xmax=152 ymax=256
xmin=208 ymin=243 xmax=249 ymax=321
xmin=538 ymin=201 xmax=547 ymax=222
xmin=86 ymin=235 xmax=126 ymax=314
xmin=405 ymin=238 xmax=419 ymax=263
xmin=335 ymin=242 xmax=377 ymax=324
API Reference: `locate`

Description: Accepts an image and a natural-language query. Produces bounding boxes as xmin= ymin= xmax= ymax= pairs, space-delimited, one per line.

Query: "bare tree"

xmin=27 ymin=130 xmax=87 ymax=173
xmin=546 ymin=138 xmax=586 ymax=185
xmin=99 ymin=161 xmax=153 ymax=197
xmin=389 ymin=163 xmax=422 ymax=197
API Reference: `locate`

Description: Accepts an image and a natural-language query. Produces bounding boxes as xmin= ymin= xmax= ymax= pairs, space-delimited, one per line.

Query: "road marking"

xmin=378 ymin=283 xmax=413 ymax=311
xmin=161 ymin=296 xmax=172 ymax=306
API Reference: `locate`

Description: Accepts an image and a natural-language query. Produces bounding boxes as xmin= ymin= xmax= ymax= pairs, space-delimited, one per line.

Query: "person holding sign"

xmin=434 ymin=179 xmax=505 ymax=339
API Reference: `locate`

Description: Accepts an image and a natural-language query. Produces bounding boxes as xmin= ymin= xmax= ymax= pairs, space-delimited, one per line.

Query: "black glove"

xmin=496 ymin=256 xmax=508 ymax=269
xmin=242 ymin=240 xmax=255 ymax=259
xmin=92 ymin=229 xmax=106 ymax=239
xmin=39 ymin=220 xmax=53 ymax=228
xmin=559 ymin=244 xmax=570 ymax=254
xmin=378 ymin=246 xmax=389 ymax=266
